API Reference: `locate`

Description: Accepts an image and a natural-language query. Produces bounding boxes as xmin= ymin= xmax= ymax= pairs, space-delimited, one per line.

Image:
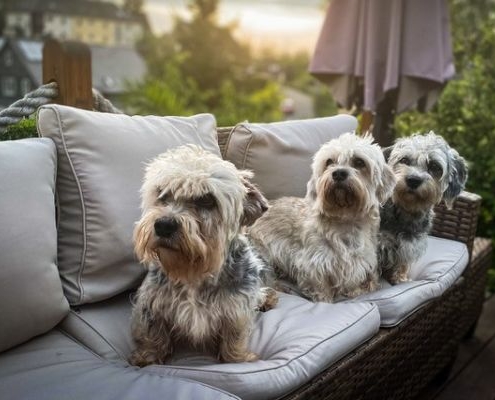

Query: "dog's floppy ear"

xmin=376 ymin=164 xmax=397 ymax=204
xmin=239 ymin=171 xmax=269 ymax=226
xmin=376 ymin=164 xmax=396 ymax=204
xmin=305 ymin=177 xmax=317 ymax=202
xmin=443 ymin=150 xmax=468 ymax=209
xmin=382 ymin=146 xmax=393 ymax=162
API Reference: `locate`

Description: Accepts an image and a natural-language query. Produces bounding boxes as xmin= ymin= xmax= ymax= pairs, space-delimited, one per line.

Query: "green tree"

xmin=128 ymin=0 xmax=282 ymax=123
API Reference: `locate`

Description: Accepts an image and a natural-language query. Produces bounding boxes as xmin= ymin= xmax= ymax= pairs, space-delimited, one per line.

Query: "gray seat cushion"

xmin=0 ymin=138 xmax=69 ymax=352
xmin=37 ymin=105 xmax=221 ymax=305
xmin=60 ymin=292 xmax=380 ymax=400
xmin=354 ymin=236 xmax=469 ymax=327
xmin=224 ymin=115 xmax=358 ymax=199
xmin=0 ymin=329 xmax=239 ymax=400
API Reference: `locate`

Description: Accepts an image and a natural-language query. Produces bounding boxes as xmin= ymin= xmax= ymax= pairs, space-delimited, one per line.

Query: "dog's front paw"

xmin=258 ymin=287 xmax=278 ymax=312
xmin=389 ymin=266 xmax=411 ymax=284
xmin=220 ymin=350 xmax=259 ymax=363
xmin=129 ymin=349 xmax=160 ymax=367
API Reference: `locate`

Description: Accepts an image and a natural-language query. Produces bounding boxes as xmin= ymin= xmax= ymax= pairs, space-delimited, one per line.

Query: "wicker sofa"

xmin=0 ymin=105 xmax=492 ymax=400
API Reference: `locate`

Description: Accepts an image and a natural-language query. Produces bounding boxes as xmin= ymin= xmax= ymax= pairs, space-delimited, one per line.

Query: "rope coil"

xmin=0 ymin=82 xmax=58 ymax=134
xmin=0 ymin=82 xmax=122 ymax=135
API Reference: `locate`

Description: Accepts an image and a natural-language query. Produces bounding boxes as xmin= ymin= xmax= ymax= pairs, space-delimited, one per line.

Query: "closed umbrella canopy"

xmin=309 ymin=0 xmax=455 ymax=115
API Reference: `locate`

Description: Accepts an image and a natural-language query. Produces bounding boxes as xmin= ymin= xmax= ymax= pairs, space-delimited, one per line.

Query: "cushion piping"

xmin=52 ymin=107 xmax=88 ymax=304
xmin=379 ymin=277 xmax=464 ymax=327
xmin=61 ymin=309 xmax=128 ymax=360
xmin=55 ymin=328 xmax=239 ymax=399
xmin=363 ymin=241 xmax=468 ymax=302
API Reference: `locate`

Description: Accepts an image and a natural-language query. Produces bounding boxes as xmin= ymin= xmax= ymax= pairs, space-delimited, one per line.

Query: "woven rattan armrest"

xmin=431 ymin=191 xmax=481 ymax=258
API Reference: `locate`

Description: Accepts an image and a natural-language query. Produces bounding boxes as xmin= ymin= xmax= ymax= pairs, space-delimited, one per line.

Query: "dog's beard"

xmin=393 ymin=179 xmax=440 ymax=213
xmin=134 ymin=210 xmax=226 ymax=284
xmin=154 ymin=225 xmax=225 ymax=284
xmin=329 ymin=184 xmax=357 ymax=208
xmin=317 ymin=177 xmax=367 ymax=218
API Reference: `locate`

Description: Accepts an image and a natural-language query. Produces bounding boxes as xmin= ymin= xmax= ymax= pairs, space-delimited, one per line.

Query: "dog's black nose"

xmin=154 ymin=218 xmax=179 ymax=237
xmin=332 ymin=169 xmax=349 ymax=182
xmin=406 ymin=176 xmax=423 ymax=190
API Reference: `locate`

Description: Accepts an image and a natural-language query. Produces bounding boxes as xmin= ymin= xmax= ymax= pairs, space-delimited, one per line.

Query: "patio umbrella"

xmin=309 ymin=0 xmax=455 ymax=145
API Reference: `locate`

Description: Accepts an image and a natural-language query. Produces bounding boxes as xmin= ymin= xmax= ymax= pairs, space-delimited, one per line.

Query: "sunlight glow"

xmin=144 ymin=1 xmax=325 ymax=54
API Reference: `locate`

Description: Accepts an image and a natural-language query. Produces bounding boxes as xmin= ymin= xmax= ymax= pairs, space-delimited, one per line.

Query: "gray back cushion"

xmin=0 ymin=138 xmax=69 ymax=352
xmin=224 ymin=115 xmax=358 ymax=199
xmin=37 ymin=105 xmax=221 ymax=305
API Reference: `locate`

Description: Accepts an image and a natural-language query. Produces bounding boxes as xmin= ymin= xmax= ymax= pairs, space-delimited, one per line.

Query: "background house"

xmin=0 ymin=0 xmax=146 ymax=47
xmin=0 ymin=38 xmax=147 ymax=109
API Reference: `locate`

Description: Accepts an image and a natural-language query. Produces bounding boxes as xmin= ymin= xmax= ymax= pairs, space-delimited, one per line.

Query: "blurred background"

xmin=0 ymin=0 xmax=494 ymax=291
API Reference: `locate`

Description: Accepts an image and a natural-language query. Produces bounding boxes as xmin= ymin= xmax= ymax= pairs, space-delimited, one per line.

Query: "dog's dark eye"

xmin=194 ymin=193 xmax=216 ymax=209
xmin=326 ymin=159 xmax=334 ymax=167
xmin=428 ymin=161 xmax=443 ymax=177
xmin=398 ymin=157 xmax=411 ymax=166
xmin=352 ymin=157 xmax=366 ymax=169
xmin=158 ymin=191 xmax=171 ymax=204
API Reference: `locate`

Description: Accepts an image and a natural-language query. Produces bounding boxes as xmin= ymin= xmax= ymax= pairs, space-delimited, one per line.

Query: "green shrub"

xmin=0 ymin=118 xmax=37 ymax=141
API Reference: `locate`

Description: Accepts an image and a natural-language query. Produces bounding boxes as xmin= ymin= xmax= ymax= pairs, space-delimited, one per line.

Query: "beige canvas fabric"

xmin=0 ymin=138 xmax=69 ymax=352
xmin=37 ymin=105 xmax=220 ymax=305
xmin=224 ymin=115 xmax=358 ymax=199
xmin=309 ymin=0 xmax=455 ymax=112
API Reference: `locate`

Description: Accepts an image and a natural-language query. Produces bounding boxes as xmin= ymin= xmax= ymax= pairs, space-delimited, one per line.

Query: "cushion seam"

xmin=61 ymin=310 xmax=127 ymax=360
xmin=56 ymin=327 xmax=105 ymax=360
xmin=54 ymin=329 xmax=238 ymax=398
xmin=379 ymin=278 xmax=462 ymax=326
xmin=363 ymin=244 xmax=468 ymax=302
xmin=52 ymin=107 xmax=87 ymax=304
xmin=240 ymin=125 xmax=255 ymax=170
xmin=223 ymin=125 xmax=239 ymax=158
xmin=148 ymin=304 xmax=378 ymax=375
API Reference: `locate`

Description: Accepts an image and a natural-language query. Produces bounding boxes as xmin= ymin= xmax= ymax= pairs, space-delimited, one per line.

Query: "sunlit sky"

xmin=125 ymin=0 xmax=326 ymax=54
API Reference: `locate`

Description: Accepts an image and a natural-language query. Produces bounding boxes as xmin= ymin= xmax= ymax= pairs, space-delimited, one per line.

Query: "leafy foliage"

xmin=395 ymin=0 xmax=495 ymax=291
xmin=0 ymin=118 xmax=37 ymax=141
xmin=129 ymin=0 xmax=282 ymax=124
xmin=252 ymin=50 xmax=338 ymax=118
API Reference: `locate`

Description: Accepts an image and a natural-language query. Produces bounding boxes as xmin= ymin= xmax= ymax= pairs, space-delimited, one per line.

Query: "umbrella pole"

xmin=360 ymin=111 xmax=374 ymax=134
xmin=372 ymin=91 xmax=397 ymax=147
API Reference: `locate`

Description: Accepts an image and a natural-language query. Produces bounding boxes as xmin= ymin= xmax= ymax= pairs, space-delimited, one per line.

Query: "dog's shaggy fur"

xmin=378 ymin=132 xmax=468 ymax=284
xmin=249 ymin=133 xmax=396 ymax=302
xmin=129 ymin=145 xmax=277 ymax=367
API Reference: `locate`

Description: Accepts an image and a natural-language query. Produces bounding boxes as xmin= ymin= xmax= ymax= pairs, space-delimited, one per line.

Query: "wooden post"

xmin=42 ymin=39 xmax=92 ymax=109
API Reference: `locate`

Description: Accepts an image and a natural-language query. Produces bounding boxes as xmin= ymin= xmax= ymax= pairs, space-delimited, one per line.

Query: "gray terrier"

xmin=249 ymin=133 xmax=396 ymax=302
xmin=130 ymin=145 xmax=277 ymax=367
xmin=378 ymin=132 xmax=468 ymax=284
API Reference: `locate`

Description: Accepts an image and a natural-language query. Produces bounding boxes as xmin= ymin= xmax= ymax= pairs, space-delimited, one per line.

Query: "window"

xmin=1 ymin=77 xmax=17 ymax=97
xmin=20 ymin=78 xmax=31 ymax=95
xmin=3 ymin=50 xmax=14 ymax=67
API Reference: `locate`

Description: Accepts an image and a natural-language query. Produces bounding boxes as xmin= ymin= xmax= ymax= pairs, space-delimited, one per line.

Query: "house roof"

xmin=10 ymin=39 xmax=147 ymax=94
xmin=2 ymin=0 xmax=144 ymax=23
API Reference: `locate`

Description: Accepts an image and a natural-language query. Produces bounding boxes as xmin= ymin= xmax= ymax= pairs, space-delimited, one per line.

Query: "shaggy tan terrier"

xmin=249 ymin=133 xmax=396 ymax=302
xmin=130 ymin=145 xmax=277 ymax=367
